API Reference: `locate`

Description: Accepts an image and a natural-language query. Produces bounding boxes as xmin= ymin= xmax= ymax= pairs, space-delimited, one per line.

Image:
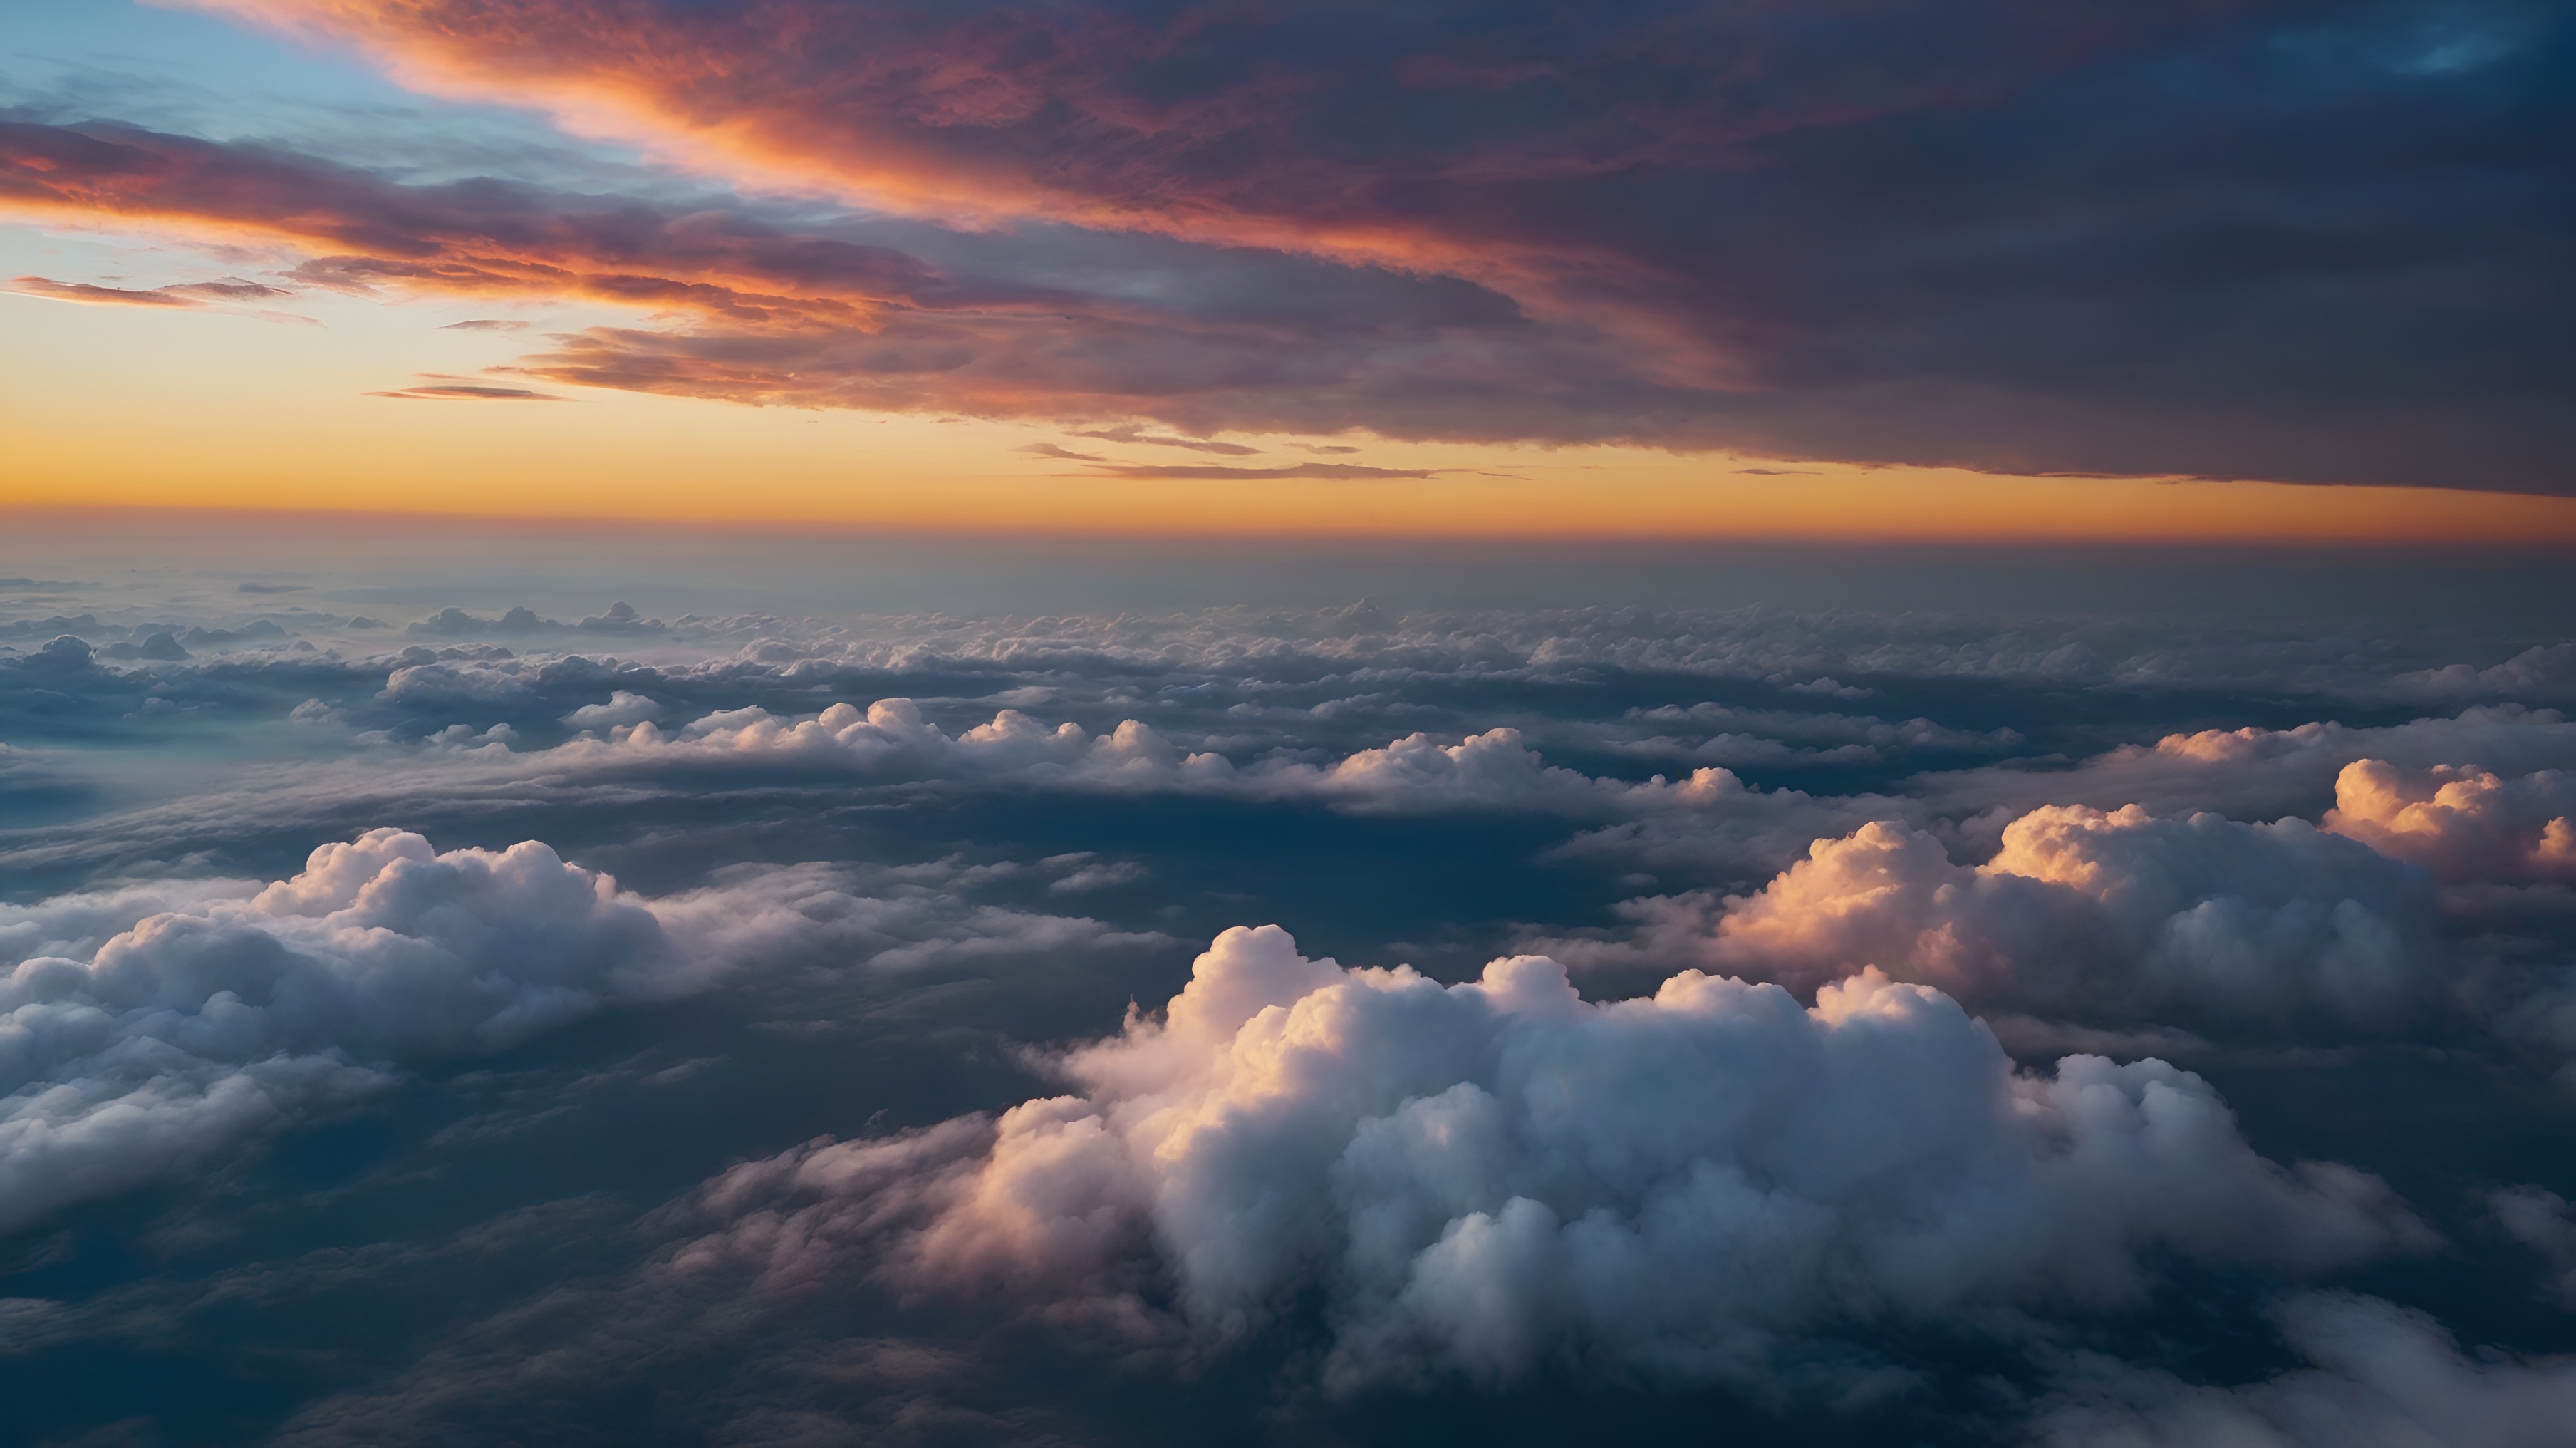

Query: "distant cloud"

xmin=7 ymin=275 xmax=202 ymax=307
xmin=1086 ymin=462 xmax=1430 ymax=480
xmin=1015 ymin=442 xmax=1106 ymax=462
xmin=1067 ymin=425 xmax=1261 ymax=456
xmin=162 ymin=279 xmax=293 ymax=300
xmin=442 ymin=318 xmax=532 ymax=331
xmin=370 ymin=383 xmax=568 ymax=401
xmin=236 ymin=581 xmax=308 ymax=594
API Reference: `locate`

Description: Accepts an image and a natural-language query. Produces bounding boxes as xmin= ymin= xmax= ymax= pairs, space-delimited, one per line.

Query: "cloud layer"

xmin=8 ymin=0 xmax=2567 ymax=482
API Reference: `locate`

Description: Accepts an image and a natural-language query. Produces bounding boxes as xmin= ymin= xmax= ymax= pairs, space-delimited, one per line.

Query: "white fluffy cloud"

xmin=561 ymin=690 xmax=665 ymax=729
xmin=2324 ymin=760 xmax=2576 ymax=884
xmin=1916 ymin=707 xmax=2576 ymax=832
xmin=0 ymin=830 xmax=698 ymax=1234
xmin=670 ymin=928 xmax=2424 ymax=1392
xmin=1548 ymin=804 xmax=2442 ymax=1033
xmin=2035 ymin=1292 xmax=2576 ymax=1447
xmin=0 ymin=832 xmax=1166 ymax=1236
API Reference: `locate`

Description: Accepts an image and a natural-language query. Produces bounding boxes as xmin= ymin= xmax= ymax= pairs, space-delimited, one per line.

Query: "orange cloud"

xmin=9 ymin=275 xmax=206 ymax=306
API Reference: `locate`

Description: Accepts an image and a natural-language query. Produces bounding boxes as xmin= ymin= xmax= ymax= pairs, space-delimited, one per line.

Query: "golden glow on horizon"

xmin=7 ymin=286 xmax=2576 ymax=544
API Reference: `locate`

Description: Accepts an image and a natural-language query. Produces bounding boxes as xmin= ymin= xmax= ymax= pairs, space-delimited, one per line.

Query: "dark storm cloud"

xmin=140 ymin=0 xmax=2576 ymax=488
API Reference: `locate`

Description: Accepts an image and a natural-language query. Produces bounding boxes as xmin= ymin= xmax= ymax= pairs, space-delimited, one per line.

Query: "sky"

xmin=6 ymin=5 xmax=2576 ymax=1448
xmin=4 ymin=0 xmax=2575 ymax=537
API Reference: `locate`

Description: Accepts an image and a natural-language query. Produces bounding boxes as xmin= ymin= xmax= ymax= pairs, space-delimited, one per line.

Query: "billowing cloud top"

xmin=679 ymin=926 xmax=2424 ymax=1392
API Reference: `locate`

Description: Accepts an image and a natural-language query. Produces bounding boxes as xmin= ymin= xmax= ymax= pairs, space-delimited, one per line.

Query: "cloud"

xmin=1911 ymin=708 xmax=2576 ymax=832
xmin=162 ymin=278 xmax=294 ymax=300
xmin=440 ymin=318 xmax=531 ymax=331
xmin=561 ymin=690 xmax=664 ymax=729
xmin=1065 ymin=425 xmax=1260 ymax=456
xmin=153 ymin=0 xmax=2576 ymax=489
xmin=2490 ymin=1186 xmax=2576 ymax=1304
xmin=1014 ymin=443 xmax=1105 ymax=462
xmin=0 ymin=830 xmax=695 ymax=1233
xmin=1083 ymin=462 xmax=1433 ymax=480
xmin=0 ymin=119 xmax=1035 ymax=326
xmin=2324 ymin=760 xmax=2576 ymax=884
xmin=529 ymin=699 xmax=1755 ymax=818
xmin=0 ymin=828 xmax=1171 ymax=1236
xmin=2391 ymin=645 xmax=2576 ymax=702
xmin=368 ymin=383 xmax=569 ymax=400
xmin=666 ymin=927 xmax=2422 ymax=1392
xmin=6 ymin=275 xmax=203 ymax=307
xmin=1547 ymin=805 xmax=2445 ymax=1034
xmin=2033 ymin=1293 xmax=2576 ymax=1447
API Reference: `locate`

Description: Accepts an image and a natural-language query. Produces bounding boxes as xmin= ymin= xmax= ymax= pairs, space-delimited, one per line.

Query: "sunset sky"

xmin=6 ymin=0 xmax=2571 ymax=537
xmin=5 ymin=7 xmax=2576 ymax=1448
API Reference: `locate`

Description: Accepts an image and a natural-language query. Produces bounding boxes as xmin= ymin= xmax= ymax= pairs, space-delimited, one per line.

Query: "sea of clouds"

xmin=4 ymin=562 xmax=2575 ymax=1445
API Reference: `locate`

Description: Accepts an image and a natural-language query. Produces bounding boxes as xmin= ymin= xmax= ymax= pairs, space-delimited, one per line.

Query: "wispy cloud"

xmin=1067 ymin=425 xmax=1260 ymax=456
xmin=1083 ymin=461 xmax=1430 ymax=480
xmin=8 ymin=275 xmax=204 ymax=306
xmin=369 ymin=381 xmax=569 ymax=401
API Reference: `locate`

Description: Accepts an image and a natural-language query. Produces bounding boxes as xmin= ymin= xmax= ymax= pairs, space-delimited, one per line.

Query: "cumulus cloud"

xmin=0 ymin=830 xmax=697 ymax=1233
xmin=2325 ymin=760 xmax=2576 ymax=884
xmin=0 ymin=827 xmax=1177 ymax=1236
xmin=2033 ymin=1293 xmax=2576 ymax=1447
xmin=665 ymin=927 xmax=2422 ymax=1394
xmin=2393 ymin=645 xmax=2576 ymax=703
xmin=1546 ymin=805 xmax=2444 ymax=1034
xmin=561 ymin=689 xmax=665 ymax=729
xmin=1913 ymin=708 xmax=2576 ymax=833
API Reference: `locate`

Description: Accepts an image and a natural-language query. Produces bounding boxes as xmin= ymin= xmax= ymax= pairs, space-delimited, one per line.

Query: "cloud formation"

xmin=125 ymin=0 xmax=2576 ymax=487
xmin=368 ymin=382 xmax=569 ymax=401
xmin=1550 ymin=805 xmax=2445 ymax=1035
xmin=6 ymin=275 xmax=204 ymax=307
xmin=2325 ymin=760 xmax=2576 ymax=884
xmin=0 ymin=825 xmax=1185 ymax=1236
xmin=670 ymin=927 xmax=2422 ymax=1393
xmin=0 ymin=830 xmax=694 ymax=1233
xmin=2035 ymin=1293 xmax=2576 ymax=1448
xmin=531 ymin=698 xmax=1754 ymax=818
